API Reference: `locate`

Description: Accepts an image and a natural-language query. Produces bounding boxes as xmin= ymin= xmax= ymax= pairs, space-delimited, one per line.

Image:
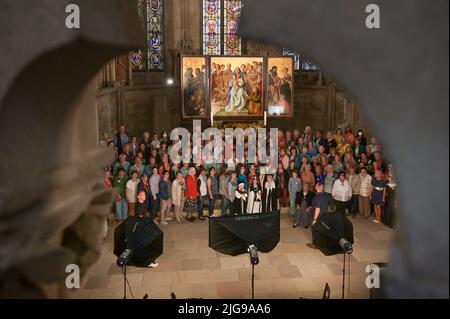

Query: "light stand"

xmin=341 ymin=253 xmax=346 ymax=299
xmin=339 ymin=239 xmax=353 ymax=299
xmin=251 ymin=263 xmax=255 ymax=299
xmin=248 ymin=244 xmax=259 ymax=299
xmin=123 ymin=264 xmax=127 ymax=299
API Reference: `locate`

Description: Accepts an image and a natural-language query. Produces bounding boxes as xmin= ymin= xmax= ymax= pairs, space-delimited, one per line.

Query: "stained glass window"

xmin=202 ymin=0 xmax=222 ymax=55
xmin=131 ymin=0 xmax=164 ymax=72
xmin=283 ymin=48 xmax=320 ymax=72
xmin=301 ymin=60 xmax=320 ymax=71
xmin=223 ymin=0 xmax=242 ymax=55
xmin=202 ymin=0 xmax=242 ymax=55
xmin=282 ymin=49 xmax=301 ymax=71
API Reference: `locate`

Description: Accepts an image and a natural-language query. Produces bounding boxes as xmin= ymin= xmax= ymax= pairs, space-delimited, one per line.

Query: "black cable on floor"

xmin=126 ymin=277 xmax=135 ymax=299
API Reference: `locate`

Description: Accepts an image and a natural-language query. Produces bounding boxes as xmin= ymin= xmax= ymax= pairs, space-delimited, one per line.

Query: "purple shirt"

xmin=150 ymin=174 xmax=161 ymax=198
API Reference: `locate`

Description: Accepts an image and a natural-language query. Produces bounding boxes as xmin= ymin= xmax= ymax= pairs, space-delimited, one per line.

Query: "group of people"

xmin=101 ymin=125 xmax=397 ymax=229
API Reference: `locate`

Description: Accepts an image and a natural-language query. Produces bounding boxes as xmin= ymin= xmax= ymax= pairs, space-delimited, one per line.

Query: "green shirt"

xmin=113 ymin=175 xmax=129 ymax=198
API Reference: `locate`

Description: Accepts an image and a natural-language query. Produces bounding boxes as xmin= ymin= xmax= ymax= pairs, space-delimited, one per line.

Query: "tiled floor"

xmin=71 ymin=208 xmax=393 ymax=299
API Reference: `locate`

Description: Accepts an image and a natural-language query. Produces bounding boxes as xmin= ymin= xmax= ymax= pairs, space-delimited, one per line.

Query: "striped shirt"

xmin=359 ymin=174 xmax=372 ymax=197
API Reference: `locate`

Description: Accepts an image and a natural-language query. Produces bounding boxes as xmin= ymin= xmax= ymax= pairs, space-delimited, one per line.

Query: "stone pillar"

xmin=0 ymin=0 xmax=145 ymax=298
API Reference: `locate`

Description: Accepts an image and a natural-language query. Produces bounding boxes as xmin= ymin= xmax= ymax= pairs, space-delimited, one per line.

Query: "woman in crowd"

xmin=207 ymin=167 xmax=219 ymax=217
xmin=344 ymin=127 xmax=355 ymax=145
xmin=301 ymin=163 xmax=316 ymax=188
xmin=237 ymin=165 xmax=248 ymax=190
xmin=294 ymin=183 xmax=315 ymax=228
xmin=320 ymin=154 xmax=329 ymax=170
xmin=358 ymin=152 xmax=373 ymax=174
xmin=356 ymin=129 xmax=367 ymax=147
xmin=299 ymin=155 xmax=308 ymax=173
xmin=219 ymin=167 xmax=230 ymax=216
xmin=372 ymin=151 xmax=386 ymax=172
xmin=113 ymin=154 xmax=130 ymax=176
xmin=158 ymin=171 xmax=172 ymax=225
xmin=352 ymin=138 xmax=365 ymax=160
xmin=286 ymin=160 xmax=296 ymax=178
xmin=288 ymin=170 xmax=302 ymax=220
xmin=370 ymin=169 xmax=387 ymax=223
xmin=104 ymin=169 xmax=113 ymax=188
xmin=289 ymin=147 xmax=299 ymax=169
xmin=358 ymin=167 xmax=372 ymax=218
xmin=130 ymin=156 xmax=145 ymax=178
xmin=347 ymin=166 xmax=361 ymax=218
xmin=383 ymin=165 xmax=397 ymax=228
xmin=158 ymin=153 xmax=171 ymax=176
xmin=279 ymin=147 xmax=290 ymax=170
xmin=332 ymin=154 xmax=344 ymax=173
xmin=263 ymin=174 xmax=279 ymax=213
xmin=314 ymin=165 xmax=325 ymax=186
xmin=227 ymin=171 xmax=238 ymax=216
xmin=247 ymin=164 xmax=256 ymax=182
xmin=125 ymin=170 xmax=140 ymax=217
xmin=149 ymin=166 xmax=160 ymax=223
xmin=307 ymin=141 xmax=317 ymax=158
xmin=113 ymin=168 xmax=129 ymax=221
xmin=303 ymin=126 xmax=313 ymax=142
xmin=247 ymin=176 xmax=262 ymax=214
xmin=334 ymin=128 xmax=344 ymax=145
xmin=197 ymin=167 xmax=208 ymax=221
xmin=171 ymin=171 xmax=185 ymax=222
xmin=185 ymin=167 xmax=198 ymax=222
xmin=276 ymin=163 xmax=288 ymax=207
xmin=137 ymin=173 xmax=151 ymax=217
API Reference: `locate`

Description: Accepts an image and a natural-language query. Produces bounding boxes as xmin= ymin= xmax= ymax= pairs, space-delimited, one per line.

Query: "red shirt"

xmin=185 ymin=174 xmax=198 ymax=199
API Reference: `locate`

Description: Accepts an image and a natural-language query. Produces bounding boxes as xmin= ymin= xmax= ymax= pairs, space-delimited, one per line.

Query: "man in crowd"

xmin=114 ymin=125 xmax=130 ymax=155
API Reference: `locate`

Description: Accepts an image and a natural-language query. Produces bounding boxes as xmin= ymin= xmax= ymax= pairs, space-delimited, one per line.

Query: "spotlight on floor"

xmin=166 ymin=78 xmax=174 ymax=85
xmin=248 ymin=244 xmax=259 ymax=265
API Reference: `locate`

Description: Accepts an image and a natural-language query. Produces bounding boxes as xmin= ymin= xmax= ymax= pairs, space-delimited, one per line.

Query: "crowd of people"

xmin=101 ymin=125 xmax=397 ymax=231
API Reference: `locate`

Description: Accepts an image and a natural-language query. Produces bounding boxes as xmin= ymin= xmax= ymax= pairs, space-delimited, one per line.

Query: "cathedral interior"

xmin=0 ymin=0 xmax=448 ymax=300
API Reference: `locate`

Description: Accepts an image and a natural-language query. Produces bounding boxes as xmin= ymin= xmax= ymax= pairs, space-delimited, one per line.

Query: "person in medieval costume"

xmin=233 ymin=182 xmax=248 ymax=215
xmin=247 ymin=176 xmax=262 ymax=214
xmin=262 ymin=174 xmax=279 ymax=213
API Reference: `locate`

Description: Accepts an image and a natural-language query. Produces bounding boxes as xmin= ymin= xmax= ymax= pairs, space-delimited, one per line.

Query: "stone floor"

xmin=70 ymin=208 xmax=393 ymax=299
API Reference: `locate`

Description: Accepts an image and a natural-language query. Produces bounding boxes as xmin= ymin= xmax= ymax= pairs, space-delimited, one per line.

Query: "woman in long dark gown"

xmin=383 ymin=176 xmax=397 ymax=228
xmin=262 ymin=175 xmax=279 ymax=213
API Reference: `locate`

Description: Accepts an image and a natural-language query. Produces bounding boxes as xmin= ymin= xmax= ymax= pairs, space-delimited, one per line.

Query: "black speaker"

xmin=114 ymin=216 xmax=164 ymax=267
xmin=312 ymin=213 xmax=354 ymax=256
xmin=209 ymin=212 xmax=280 ymax=256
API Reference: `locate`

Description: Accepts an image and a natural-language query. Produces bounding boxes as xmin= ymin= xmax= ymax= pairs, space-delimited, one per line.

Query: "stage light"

xmin=117 ymin=248 xmax=132 ymax=267
xmin=167 ymin=78 xmax=174 ymax=85
xmin=248 ymin=244 xmax=259 ymax=265
xmin=339 ymin=238 xmax=353 ymax=254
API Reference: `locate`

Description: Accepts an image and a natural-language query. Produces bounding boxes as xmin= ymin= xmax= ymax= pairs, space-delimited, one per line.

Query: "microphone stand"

xmin=341 ymin=252 xmax=348 ymax=299
xmin=251 ymin=263 xmax=255 ymax=299
xmin=123 ymin=264 xmax=127 ymax=299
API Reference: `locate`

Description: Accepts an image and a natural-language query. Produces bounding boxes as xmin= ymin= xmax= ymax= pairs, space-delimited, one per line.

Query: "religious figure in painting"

xmin=224 ymin=68 xmax=248 ymax=112
xmin=268 ymin=66 xmax=281 ymax=105
xmin=279 ymin=67 xmax=292 ymax=106
xmin=267 ymin=57 xmax=294 ymax=116
xmin=184 ymin=66 xmax=207 ymax=117
xmin=211 ymin=58 xmax=263 ymax=117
